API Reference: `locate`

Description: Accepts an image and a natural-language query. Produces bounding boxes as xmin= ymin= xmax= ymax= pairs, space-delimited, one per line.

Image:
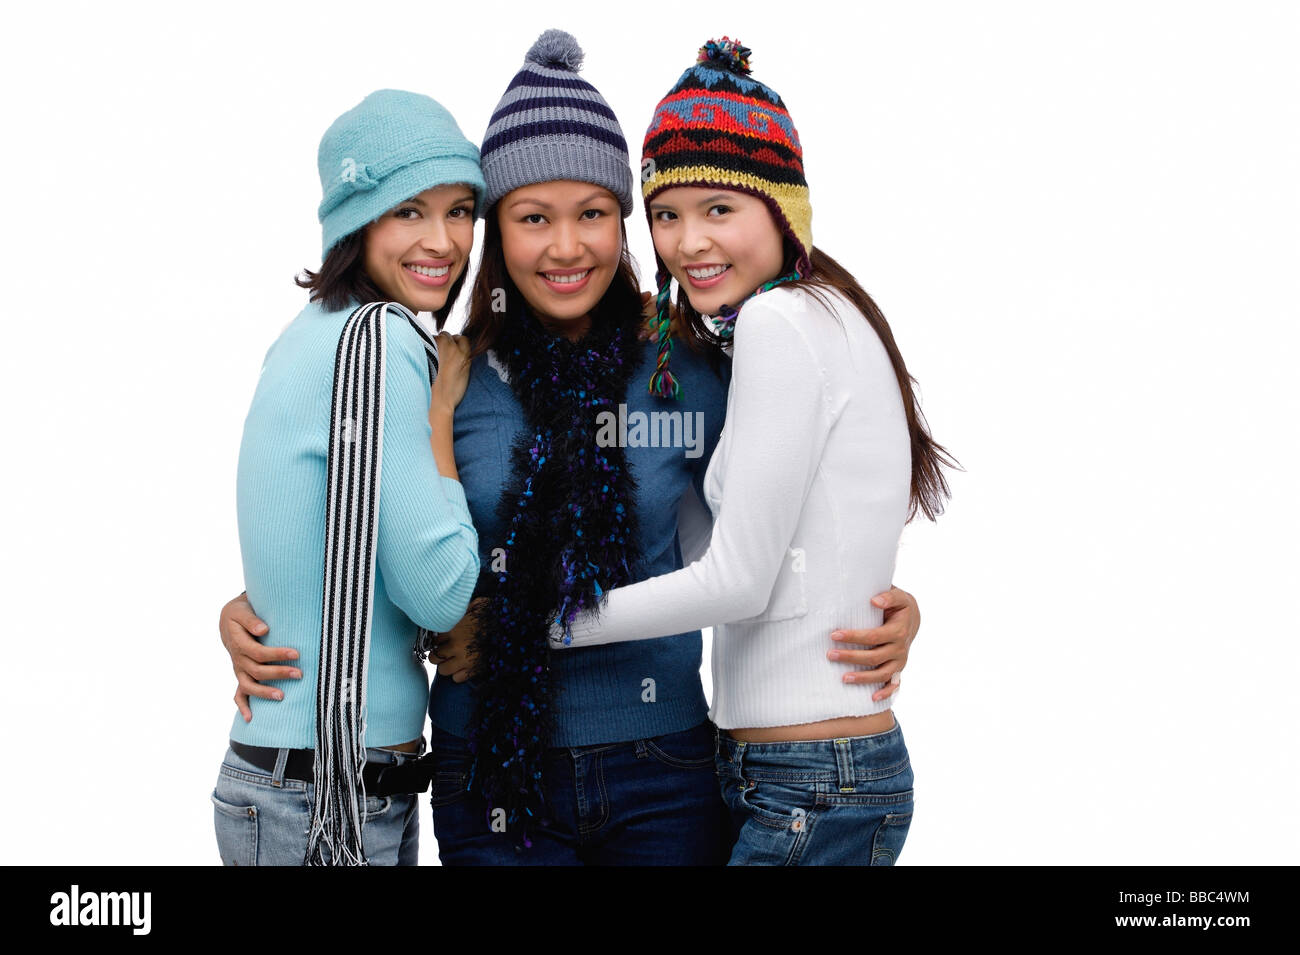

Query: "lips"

xmin=404 ymin=261 xmax=453 ymax=288
xmin=682 ymin=263 xmax=731 ymax=289
xmin=539 ymin=267 xmax=594 ymax=294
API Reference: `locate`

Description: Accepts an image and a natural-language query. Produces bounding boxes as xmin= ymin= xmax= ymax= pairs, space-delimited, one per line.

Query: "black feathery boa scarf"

xmin=465 ymin=302 xmax=645 ymax=844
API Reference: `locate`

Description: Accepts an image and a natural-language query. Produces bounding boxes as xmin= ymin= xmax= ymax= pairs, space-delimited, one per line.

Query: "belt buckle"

xmin=369 ymin=754 xmax=434 ymax=796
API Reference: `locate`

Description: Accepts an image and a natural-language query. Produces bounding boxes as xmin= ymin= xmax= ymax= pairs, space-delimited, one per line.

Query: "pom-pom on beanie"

xmin=316 ymin=89 xmax=486 ymax=257
xmin=479 ymin=29 xmax=635 ymax=217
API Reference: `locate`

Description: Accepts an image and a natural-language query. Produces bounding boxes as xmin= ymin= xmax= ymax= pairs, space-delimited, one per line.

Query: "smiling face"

xmin=497 ymin=180 xmax=624 ymax=339
xmin=362 ymin=183 xmax=477 ymax=313
xmin=648 ymin=186 xmax=786 ymax=316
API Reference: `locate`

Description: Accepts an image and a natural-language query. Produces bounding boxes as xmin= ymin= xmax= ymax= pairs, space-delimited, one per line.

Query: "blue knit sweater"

xmin=230 ymin=299 xmax=481 ymax=749
xmin=429 ymin=337 xmax=731 ymax=746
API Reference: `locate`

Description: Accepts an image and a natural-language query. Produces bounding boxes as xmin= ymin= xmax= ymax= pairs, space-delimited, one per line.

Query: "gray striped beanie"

xmin=480 ymin=29 xmax=635 ymax=217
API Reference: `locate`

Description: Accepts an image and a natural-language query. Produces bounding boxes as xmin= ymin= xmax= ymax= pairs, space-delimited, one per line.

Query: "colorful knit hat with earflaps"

xmin=641 ymin=37 xmax=813 ymax=399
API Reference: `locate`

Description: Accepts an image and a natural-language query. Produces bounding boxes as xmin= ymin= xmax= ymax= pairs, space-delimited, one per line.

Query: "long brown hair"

xmin=676 ymin=242 xmax=960 ymax=522
xmin=295 ymin=228 xmax=470 ymax=326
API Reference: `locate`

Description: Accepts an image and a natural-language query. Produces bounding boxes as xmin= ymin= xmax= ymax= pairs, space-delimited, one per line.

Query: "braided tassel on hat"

xmin=647 ymin=267 xmax=680 ymax=399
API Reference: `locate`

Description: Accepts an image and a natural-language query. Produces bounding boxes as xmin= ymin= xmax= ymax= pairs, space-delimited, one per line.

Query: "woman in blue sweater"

xmin=211 ymin=89 xmax=486 ymax=866
xmin=219 ymin=31 xmax=921 ymax=865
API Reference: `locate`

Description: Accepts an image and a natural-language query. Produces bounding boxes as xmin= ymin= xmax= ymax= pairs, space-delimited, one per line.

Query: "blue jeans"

xmin=715 ymin=718 xmax=915 ymax=866
xmin=428 ymin=721 xmax=731 ymax=865
xmin=211 ymin=743 xmax=421 ymax=866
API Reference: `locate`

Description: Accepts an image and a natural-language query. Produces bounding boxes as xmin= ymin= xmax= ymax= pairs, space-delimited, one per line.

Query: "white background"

xmin=2 ymin=0 xmax=1296 ymax=865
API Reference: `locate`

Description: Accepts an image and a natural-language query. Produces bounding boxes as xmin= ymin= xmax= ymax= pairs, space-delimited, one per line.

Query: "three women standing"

xmin=216 ymin=30 xmax=931 ymax=866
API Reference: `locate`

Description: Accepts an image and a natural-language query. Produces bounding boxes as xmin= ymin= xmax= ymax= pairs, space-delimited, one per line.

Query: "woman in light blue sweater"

xmin=211 ymin=89 xmax=486 ymax=866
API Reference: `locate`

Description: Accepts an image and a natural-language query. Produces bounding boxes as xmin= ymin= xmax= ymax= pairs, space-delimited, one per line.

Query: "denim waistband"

xmin=714 ymin=719 xmax=907 ymax=790
xmin=224 ymin=739 xmax=426 ymax=788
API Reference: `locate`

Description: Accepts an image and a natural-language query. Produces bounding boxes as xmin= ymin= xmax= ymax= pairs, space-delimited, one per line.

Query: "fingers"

xmin=241 ymin=659 xmax=302 ymax=683
xmin=221 ymin=592 xmax=268 ymax=637
xmin=235 ymin=689 xmax=252 ymax=723
xmin=436 ymin=332 xmax=470 ymax=361
xmin=871 ymin=681 xmax=900 ymax=703
xmin=831 ymin=626 xmax=901 ymax=648
xmin=827 ymin=645 xmax=892 ymax=668
xmin=839 ymin=660 xmax=900 ymax=686
xmin=236 ymin=670 xmax=286 ymax=702
xmin=870 ymin=585 xmax=909 ymax=610
xmin=237 ymin=635 xmax=299 ymax=665
xmin=232 ymin=606 xmax=269 ymax=638
xmin=873 ymin=586 xmax=920 ymax=642
xmin=435 ymin=653 xmax=471 ymax=681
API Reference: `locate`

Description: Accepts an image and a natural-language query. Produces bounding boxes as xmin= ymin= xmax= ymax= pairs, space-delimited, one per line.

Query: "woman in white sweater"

xmin=543 ymin=38 xmax=959 ymax=865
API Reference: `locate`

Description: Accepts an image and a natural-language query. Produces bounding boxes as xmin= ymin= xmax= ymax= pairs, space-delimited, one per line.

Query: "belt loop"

xmin=833 ymin=738 xmax=855 ymax=792
xmin=272 ymin=747 xmax=291 ymax=788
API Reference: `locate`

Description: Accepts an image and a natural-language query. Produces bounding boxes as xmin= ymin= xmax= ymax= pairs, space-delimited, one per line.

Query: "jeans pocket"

xmin=211 ymin=789 xmax=258 ymax=866
xmin=363 ymin=794 xmax=393 ymax=820
xmin=428 ymin=731 xmax=473 ymax=809
xmin=740 ymin=778 xmax=816 ymax=831
xmin=870 ymin=808 xmax=913 ymax=866
xmin=430 ymin=769 xmax=470 ymax=809
xmin=644 ymin=723 xmax=715 ymax=769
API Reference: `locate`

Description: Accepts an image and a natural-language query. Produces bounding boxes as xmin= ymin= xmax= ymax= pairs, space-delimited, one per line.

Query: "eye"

xmin=395 ymin=206 xmax=420 ymax=220
xmin=707 ymin=204 xmax=732 ymax=217
xmin=522 ymin=213 xmax=546 ymax=225
xmin=449 ymin=205 xmax=473 ymax=219
xmin=580 ymin=208 xmax=605 ymax=220
xmin=652 ymin=210 xmax=677 ymax=223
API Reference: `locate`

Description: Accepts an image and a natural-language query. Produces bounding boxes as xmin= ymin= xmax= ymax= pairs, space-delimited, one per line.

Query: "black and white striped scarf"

xmin=304 ymin=300 xmax=439 ymax=866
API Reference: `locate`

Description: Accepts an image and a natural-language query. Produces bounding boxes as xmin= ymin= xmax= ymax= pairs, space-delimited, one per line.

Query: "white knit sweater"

xmin=554 ymin=285 xmax=913 ymax=729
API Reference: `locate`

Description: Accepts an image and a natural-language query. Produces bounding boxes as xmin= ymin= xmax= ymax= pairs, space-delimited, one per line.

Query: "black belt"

xmin=230 ymin=740 xmax=437 ymax=797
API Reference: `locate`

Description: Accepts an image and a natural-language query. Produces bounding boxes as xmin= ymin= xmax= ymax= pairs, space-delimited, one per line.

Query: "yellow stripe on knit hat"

xmin=643 ymin=164 xmax=812 ymax=268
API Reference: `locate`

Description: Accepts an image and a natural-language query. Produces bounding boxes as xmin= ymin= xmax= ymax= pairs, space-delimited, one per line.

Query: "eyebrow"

xmin=649 ymin=192 xmax=737 ymax=212
xmin=404 ymin=193 xmax=475 ymax=207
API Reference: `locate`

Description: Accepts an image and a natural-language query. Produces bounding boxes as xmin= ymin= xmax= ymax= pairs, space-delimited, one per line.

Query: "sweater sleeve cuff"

xmin=439 ymin=475 xmax=470 ymax=514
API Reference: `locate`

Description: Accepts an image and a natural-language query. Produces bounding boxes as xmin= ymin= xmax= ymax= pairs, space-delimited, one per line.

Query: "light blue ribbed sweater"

xmin=230 ymin=299 xmax=480 ymax=748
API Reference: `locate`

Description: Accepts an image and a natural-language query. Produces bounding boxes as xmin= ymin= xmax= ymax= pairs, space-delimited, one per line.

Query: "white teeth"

xmin=543 ymin=270 xmax=590 ymax=284
xmin=407 ymin=264 xmax=450 ymax=277
xmin=686 ymin=265 xmax=728 ymax=279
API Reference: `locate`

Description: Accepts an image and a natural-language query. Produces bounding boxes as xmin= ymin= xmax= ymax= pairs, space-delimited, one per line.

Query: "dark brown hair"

xmin=295 ymin=227 xmax=470 ymax=327
xmin=676 ymin=241 xmax=960 ymax=522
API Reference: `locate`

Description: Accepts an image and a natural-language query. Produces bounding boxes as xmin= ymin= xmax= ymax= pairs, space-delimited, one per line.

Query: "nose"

xmin=420 ymin=217 xmax=453 ymax=257
xmin=547 ymin=219 xmax=582 ymax=263
xmin=678 ymin=215 xmax=711 ymax=258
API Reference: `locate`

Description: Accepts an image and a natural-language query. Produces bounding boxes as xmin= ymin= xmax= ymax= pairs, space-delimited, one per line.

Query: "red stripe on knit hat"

xmin=649 ymin=88 xmax=801 ymax=151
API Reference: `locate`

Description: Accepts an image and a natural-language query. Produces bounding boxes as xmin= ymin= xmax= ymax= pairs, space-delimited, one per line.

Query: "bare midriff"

xmin=378 ymin=737 xmax=424 ymax=754
xmin=725 ymin=710 xmax=896 ymax=743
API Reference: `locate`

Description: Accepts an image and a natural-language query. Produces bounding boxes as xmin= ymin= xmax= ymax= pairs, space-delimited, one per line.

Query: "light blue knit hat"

xmin=479 ymin=30 xmax=635 ymax=217
xmin=316 ymin=89 xmax=486 ymax=256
